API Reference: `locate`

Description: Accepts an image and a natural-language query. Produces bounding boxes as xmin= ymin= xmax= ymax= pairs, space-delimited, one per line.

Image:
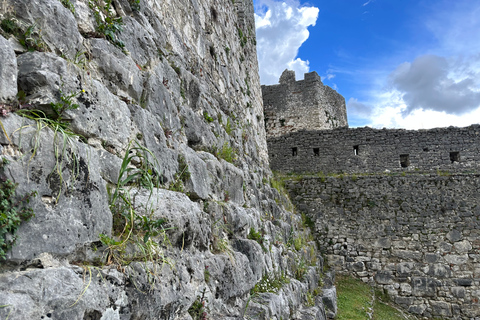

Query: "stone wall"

xmin=268 ymin=125 xmax=480 ymax=174
xmin=0 ymin=0 xmax=333 ymax=319
xmin=286 ymin=174 xmax=480 ymax=319
xmin=262 ymin=70 xmax=347 ymax=138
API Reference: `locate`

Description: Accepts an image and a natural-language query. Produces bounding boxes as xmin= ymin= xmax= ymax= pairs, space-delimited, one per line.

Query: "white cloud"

xmin=254 ymin=0 xmax=319 ymax=84
xmin=348 ymin=1 xmax=480 ymax=129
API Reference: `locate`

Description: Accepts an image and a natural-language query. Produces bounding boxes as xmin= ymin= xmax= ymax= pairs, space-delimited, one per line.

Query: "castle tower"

xmin=262 ymin=69 xmax=348 ymax=137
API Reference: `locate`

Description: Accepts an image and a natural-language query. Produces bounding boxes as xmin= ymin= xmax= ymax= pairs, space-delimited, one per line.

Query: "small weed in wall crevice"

xmin=59 ymin=0 xmax=75 ymax=14
xmin=188 ymin=288 xmax=208 ymax=320
xmin=88 ymin=0 xmax=125 ymax=50
xmin=251 ymin=272 xmax=290 ymax=294
xmin=0 ymin=158 xmax=37 ymax=260
xmin=168 ymin=154 xmax=190 ymax=193
xmin=0 ymin=16 xmax=47 ymax=52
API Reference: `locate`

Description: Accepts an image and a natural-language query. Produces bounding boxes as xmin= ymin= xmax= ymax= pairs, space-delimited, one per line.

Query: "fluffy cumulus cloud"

xmin=346 ymin=1 xmax=480 ymax=129
xmin=254 ymin=0 xmax=319 ymax=84
xmin=390 ymin=54 xmax=480 ymax=116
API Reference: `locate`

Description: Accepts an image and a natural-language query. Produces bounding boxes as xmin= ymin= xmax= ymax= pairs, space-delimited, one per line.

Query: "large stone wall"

xmin=262 ymin=70 xmax=347 ymax=138
xmin=268 ymin=125 xmax=480 ymax=174
xmin=0 ymin=0 xmax=332 ymax=319
xmin=286 ymin=174 xmax=480 ymax=319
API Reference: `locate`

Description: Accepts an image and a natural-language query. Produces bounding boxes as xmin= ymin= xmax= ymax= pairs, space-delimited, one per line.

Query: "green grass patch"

xmin=336 ymin=275 xmax=411 ymax=320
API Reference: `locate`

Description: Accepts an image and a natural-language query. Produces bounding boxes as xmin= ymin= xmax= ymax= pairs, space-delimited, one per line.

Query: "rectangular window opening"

xmin=450 ymin=151 xmax=460 ymax=163
xmin=353 ymin=145 xmax=359 ymax=156
xmin=292 ymin=147 xmax=298 ymax=156
xmin=313 ymin=148 xmax=319 ymax=156
xmin=400 ymin=154 xmax=410 ymax=168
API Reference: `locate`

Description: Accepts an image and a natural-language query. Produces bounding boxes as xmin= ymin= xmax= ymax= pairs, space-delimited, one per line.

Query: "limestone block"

xmin=73 ymin=0 xmax=96 ymax=34
xmin=453 ymin=278 xmax=473 ymax=287
xmin=322 ymin=286 xmax=337 ymax=318
xmin=400 ymin=283 xmax=412 ymax=294
xmin=17 ymin=52 xmax=132 ymax=147
xmin=0 ymin=35 xmax=17 ymax=102
xmin=375 ymin=270 xmax=393 ymax=285
xmin=454 ymin=240 xmax=472 ymax=253
xmin=143 ymin=61 xmax=182 ymax=133
xmin=392 ymin=249 xmax=423 ymax=261
xmin=408 ymin=303 xmax=427 ymax=315
xmin=222 ymin=159 xmax=245 ymax=205
xmin=131 ymin=188 xmax=210 ymax=250
xmin=447 ymin=229 xmax=463 ymax=242
xmin=425 ymin=252 xmax=441 ymax=263
xmin=232 ymin=239 xmax=264 ymax=282
xmin=430 ymin=301 xmax=452 ymax=317
xmin=2 ymin=115 xmax=111 ymax=261
xmin=88 ymin=38 xmax=144 ymax=102
xmin=132 ymin=107 xmax=177 ymax=183
xmin=119 ymin=16 xmax=160 ymax=67
xmin=373 ymin=237 xmax=391 ymax=249
xmin=12 ymin=0 xmax=84 ymax=59
xmin=0 ymin=266 xmax=127 ymax=320
xmin=445 ymin=254 xmax=469 ymax=265
xmin=427 ymin=264 xmax=451 ymax=278
xmin=181 ymin=146 xmax=210 ymax=200
xmin=411 ymin=277 xmax=438 ymax=297
xmin=451 ymin=286 xmax=466 ymax=298
xmin=327 ymin=255 xmax=345 ymax=270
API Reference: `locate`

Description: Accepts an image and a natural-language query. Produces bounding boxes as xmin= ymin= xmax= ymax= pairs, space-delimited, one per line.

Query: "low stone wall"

xmin=268 ymin=125 xmax=480 ymax=174
xmin=286 ymin=173 xmax=480 ymax=319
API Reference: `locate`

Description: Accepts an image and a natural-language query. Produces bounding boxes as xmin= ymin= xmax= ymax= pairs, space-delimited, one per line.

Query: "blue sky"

xmin=254 ymin=0 xmax=480 ymax=129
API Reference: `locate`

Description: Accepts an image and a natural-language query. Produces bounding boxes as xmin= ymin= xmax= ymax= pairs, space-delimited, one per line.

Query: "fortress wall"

xmin=262 ymin=71 xmax=347 ymax=138
xmin=286 ymin=174 xmax=480 ymax=319
xmin=268 ymin=125 xmax=480 ymax=174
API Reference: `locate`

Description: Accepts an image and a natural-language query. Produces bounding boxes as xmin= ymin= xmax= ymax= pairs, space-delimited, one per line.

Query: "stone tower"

xmin=262 ymin=69 xmax=348 ymax=137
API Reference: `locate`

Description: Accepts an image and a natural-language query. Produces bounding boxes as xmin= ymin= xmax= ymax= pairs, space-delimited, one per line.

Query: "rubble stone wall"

xmin=268 ymin=125 xmax=480 ymax=174
xmin=286 ymin=174 xmax=480 ymax=319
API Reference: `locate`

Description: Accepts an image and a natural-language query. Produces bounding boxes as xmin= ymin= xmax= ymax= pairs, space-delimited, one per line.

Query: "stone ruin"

xmin=262 ymin=70 xmax=348 ymax=138
xmin=264 ymin=73 xmax=480 ymax=319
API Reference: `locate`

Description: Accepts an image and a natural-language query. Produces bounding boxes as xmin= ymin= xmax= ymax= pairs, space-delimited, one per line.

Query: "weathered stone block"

xmin=375 ymin=271 xmax=393 ymax=285
xmin=0 ymin=35 xmax=17 ymax=102
xmin=430 ymin=301 xmax=452 ymax=317
xmin=411 ymin=277 xmax=438 ymax=297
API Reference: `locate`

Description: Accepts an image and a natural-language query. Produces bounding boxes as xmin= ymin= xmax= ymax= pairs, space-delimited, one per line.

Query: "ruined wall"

xmin=268 ymin=125 xmax=480 ymax=174
xmin=0 ymin=0 xmax=333 ymax=319
xmin=286 ymin=174 xmax=480 ymax=319
xmin=262 ymin=70 xmax=347 ymax=138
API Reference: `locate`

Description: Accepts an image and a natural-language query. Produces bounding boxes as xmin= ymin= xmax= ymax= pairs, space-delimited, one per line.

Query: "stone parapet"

xmin=268 ymin=125 xmax=480 ymax=174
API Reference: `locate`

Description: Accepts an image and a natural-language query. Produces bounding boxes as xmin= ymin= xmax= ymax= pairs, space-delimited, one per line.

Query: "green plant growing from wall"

xmin=128 ymin=0 xmax=141 ymax=12
xmin=188 ymin=288 xmax=208 ymax=320
xmin=251 ymin=272 xmax=290 ymax=294
xmin=237 ymin=27 xmax=247 ymax=47
xmin=89 ymin=0 xmax=125 ymax=49
xmin=225 ymin=117 xmax=233 ymax=135
xmin=16 ymin=88 xmax=85 ymax=201
xmin=217 ymin=142 xmax=236 ymax=163
xmin=0 ymin=16 xmax=47 ymax=52
xmin=203 ymin=111 xmax=214 ymax=123
xmin=59 ymin=0 xmax=75 ymax=14
xmin=168 ymin=154 xmax=190 ymax=193
xmin=0 ymin=158 xmax=37 ymax=259
xmin=101 ymin=140 xmax=172 ymax=266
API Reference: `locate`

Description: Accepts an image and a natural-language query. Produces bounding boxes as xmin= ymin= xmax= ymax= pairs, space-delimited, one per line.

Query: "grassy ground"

xmin=336 ymin=274 xmax=412 ymax=320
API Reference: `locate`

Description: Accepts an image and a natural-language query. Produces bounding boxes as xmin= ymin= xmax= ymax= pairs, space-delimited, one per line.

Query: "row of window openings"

xmin=291 ymin=147 xmax=461 ymax=166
